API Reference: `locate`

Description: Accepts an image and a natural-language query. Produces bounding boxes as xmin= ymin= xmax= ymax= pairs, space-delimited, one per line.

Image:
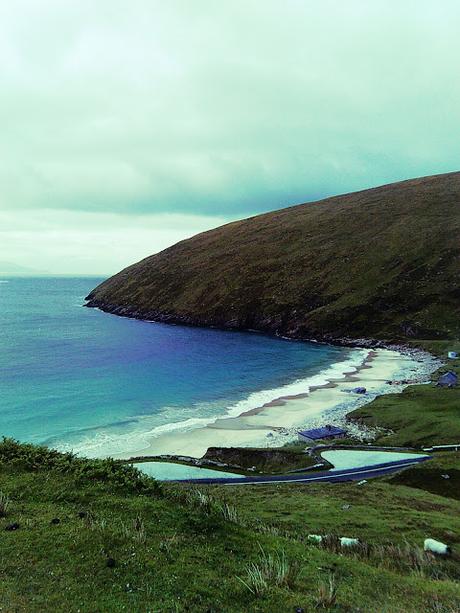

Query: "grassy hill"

xmin=86 ymin=172 xmax=460 ymax=343
xmin=1 ymin=439 xmax=460 ymax=612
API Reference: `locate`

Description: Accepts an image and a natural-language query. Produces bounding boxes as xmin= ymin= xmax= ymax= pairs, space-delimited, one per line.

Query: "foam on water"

xmin=57 ymin=349 xmax=370 ymax=457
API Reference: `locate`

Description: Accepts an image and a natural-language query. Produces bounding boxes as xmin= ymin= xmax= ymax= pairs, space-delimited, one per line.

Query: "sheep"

xmin=308 ymin=534 xmax=359 ymax=548
xmin=424 ymin=538 xmax=451 ymax=556
xmin=307 ymin=534 xmax=323 ymax=544
xmin=340 ymin=537 xmax=359 ymax=548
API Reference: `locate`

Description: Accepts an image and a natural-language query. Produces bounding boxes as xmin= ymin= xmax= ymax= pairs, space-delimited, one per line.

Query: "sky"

xmin=1 ymin=0 xmax=459 ymax=274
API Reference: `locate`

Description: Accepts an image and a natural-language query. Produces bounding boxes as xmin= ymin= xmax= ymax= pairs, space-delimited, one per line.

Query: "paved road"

xmin=179 ymin=455 xmax=430 ymax=485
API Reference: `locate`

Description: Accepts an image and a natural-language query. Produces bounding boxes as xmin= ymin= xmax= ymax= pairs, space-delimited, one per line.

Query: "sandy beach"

xmin=112 ymin=347 xmax=437 ymax=459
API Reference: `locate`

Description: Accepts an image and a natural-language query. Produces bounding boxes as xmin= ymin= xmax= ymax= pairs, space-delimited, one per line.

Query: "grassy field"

xmin=348 ymin=342 xmax=460 ymax=448
xmin=0 ymin=440 xmax=460 ymax=612
xmin=210 ymin=453 xmax=460 ymax=544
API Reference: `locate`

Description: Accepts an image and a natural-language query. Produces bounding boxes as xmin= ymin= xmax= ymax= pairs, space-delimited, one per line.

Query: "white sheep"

xmin=307 ymin=534 xmax=323 ymax=544
xmin=424 ymin=538 xmax=451 ymax=556
xmin=340 ymin=537 xmax=359 ymax=547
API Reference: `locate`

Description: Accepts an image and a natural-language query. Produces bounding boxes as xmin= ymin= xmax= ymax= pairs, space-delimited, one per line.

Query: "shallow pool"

xmin=133 ymin=461 xmax=242 ymax=481
xmin=321 ymin=449 xmax=429 ymax=471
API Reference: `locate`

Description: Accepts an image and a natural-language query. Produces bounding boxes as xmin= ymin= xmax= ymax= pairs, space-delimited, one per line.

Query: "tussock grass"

xmin=316 ymin=573 xmax=338 ymax=609
xmin=0 ymin=491 xmax=11 ymax=517
xmin=237 ymin=545 xmax=301 ymax=596
xmin=133 ymin=514 xmax=146 ymax=544
xmin=118 ymin=514 xmax=147 ymax=544
xmin=159 ymin=533 xmax=181 ymax=557
xmin=219 ymin=501 xmax=240 ymax=523
xmin=185 ymin=489 xmax=244 ymax=525
xmin=428 ymin=595 xmax=460 ymax=613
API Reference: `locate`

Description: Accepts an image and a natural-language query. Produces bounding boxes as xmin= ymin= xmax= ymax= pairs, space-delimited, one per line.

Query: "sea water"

xmin=0 ymin=277 xmax=361 ymax=458
xmin=133 ymin=462 xmax=242 ymax=481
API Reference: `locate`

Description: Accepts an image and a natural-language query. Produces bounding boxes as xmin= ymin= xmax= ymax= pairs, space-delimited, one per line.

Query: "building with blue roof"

xmin=437 ymin=371 xmax=458 ymax=388
xmin=298 ymin=425 xmax=347 ymax=443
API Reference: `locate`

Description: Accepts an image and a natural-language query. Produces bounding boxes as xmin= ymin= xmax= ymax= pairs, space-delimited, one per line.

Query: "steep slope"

xmin=86 ymin=172 xmax=460 ymax=342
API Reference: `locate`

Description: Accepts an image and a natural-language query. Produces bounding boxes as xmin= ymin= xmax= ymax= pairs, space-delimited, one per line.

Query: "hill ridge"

xmin=86 ymin=171 xmax=460 ymax=342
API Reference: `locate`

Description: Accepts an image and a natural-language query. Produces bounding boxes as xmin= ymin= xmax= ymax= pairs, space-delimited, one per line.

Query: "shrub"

xmin=0 ymin=437 xmax=162 ymax=497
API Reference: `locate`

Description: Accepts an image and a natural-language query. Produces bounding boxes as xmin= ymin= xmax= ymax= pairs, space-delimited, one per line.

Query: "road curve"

xmin=177 ymin=456 xmax=430 ymax=485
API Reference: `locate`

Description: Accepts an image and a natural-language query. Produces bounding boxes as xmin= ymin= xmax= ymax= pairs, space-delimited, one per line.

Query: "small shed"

xmin=437 ymin=371 xmax=458 ymax=388
xmin=298 ymin=425 xmax=347 ymax=443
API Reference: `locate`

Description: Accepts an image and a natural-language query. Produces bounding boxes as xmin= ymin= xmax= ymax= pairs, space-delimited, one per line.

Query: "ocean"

xmin=0 ymin=277 xmax=361 ymax=458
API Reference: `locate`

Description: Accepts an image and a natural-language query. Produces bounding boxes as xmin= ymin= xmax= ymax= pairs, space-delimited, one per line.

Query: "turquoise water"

xmin=321 ymin=450 xmax=429 ymax=471
xmin=0 ymin=277 xmax=356 ymax=458
xmin=133 ymin=462 xmax=241 ymax=480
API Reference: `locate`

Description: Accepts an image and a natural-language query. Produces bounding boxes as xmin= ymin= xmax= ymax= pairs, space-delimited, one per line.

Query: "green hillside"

xmin=86 ymin=172 xmax=460 ymax=342
xmin=1 ymin=439 xmax=460 ymax=612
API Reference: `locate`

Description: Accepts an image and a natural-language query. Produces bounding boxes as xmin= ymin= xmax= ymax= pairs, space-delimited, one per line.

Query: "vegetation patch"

xmin=85 ymin=172 xmax=460 ymax=343
xmin=1 ymin=440 xmax=459 ymax=611
xmin=203 ymin=446 xmax=317 ymax=473
xmin=388 ymin=453 xmax=460 ymax=501
xmin=348 ymin=343 xmax=460 ymax=448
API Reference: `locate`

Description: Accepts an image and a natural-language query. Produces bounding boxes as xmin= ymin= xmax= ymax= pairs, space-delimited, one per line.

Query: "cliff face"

xmin=86 ymin=172 xmax=460 ymax=342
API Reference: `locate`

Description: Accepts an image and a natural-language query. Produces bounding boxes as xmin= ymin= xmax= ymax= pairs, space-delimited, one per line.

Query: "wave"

xmin=222 ymin=348 xmax=369 ymax=418
xmin=55 ymin=348 xmax=370 ymax=458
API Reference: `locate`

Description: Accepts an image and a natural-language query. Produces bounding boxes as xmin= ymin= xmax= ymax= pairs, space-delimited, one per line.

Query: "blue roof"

xmin=298 ymin=425 xmax=346 ymax=440
xmin=438 ymin=371 xmax=458 ymax=385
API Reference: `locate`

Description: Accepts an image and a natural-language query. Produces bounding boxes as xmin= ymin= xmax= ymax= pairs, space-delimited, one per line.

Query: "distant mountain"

xmin=86 ymin=172 xmax=460 ymax=342
xmin=0 ymin=262 xmax=47 ymax=275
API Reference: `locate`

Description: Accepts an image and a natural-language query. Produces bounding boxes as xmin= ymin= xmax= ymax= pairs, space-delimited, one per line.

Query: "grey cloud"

xmin=0 ymin=0 xmax=459 ymax=219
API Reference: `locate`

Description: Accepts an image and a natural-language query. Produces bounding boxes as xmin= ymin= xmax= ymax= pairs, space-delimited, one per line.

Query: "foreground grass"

xmin=0 ymin=440 xmax=460 ymax=612
xmin=388 ymin=452 xmax=460 ymax=501
xmin=210 ymin=455 xmax=460 ymax=547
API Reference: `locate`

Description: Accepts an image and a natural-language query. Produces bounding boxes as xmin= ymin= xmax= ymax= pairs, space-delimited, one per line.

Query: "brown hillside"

xmin=86 ymin=172 xmax=460 ymax=342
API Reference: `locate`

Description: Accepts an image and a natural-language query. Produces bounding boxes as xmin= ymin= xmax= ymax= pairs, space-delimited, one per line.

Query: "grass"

xmin=388 ymin=452 xmax=460 ymax=500
xmin=316 ymin=573 xmax=338 ymax=609
xmin=237 ymin=545 xmax=301 ymax=596
xmin=348 ymin=342 xmax=460 ymax=448
xmin=1 ymin=440 xmax=460 ymax=612
xmin=1 ymin=340 xmax=459 ymax=611
xmin=203 ymin=445 xmax=317 ymax=473
xmin=210 ymin=462 xmax=460 ymax=548
xmin=0 ymin=490 xmax=12 ymax=517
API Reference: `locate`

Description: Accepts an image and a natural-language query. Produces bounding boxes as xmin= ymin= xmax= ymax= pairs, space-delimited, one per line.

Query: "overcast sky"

xmin=1 ymin=0 xmax=459 ymax=274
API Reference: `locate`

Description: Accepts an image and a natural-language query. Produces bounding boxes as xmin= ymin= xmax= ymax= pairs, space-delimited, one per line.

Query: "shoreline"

xmin=238 ymin=350 xmax=378 ymax=416
xmin=110 ymin=345 xmax=440 ymax=460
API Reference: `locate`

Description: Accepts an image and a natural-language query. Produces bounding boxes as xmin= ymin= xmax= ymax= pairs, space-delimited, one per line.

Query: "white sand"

xmin=113 ymin=347 xmax=430 ymax=459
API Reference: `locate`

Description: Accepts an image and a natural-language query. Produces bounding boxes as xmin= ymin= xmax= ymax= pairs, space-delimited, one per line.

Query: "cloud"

xmin=0 ymin=1 xmax=459 ymax=271
xmin=0 ymin=209 xmax=231 ymax=274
